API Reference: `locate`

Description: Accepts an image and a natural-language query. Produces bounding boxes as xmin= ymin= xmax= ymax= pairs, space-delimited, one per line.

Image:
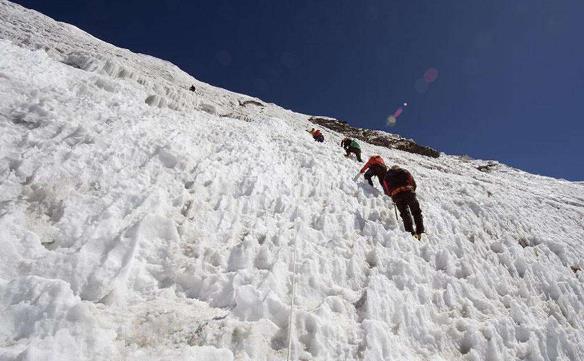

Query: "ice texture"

xmin=1 ymin=1 xmax=584 ymax=360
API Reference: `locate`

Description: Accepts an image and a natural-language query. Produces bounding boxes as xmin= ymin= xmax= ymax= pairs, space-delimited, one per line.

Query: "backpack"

xmin=384 ymin=168 xmax=412 ymax=188
xmin=350 ymin=139 xmax=360 ymax=149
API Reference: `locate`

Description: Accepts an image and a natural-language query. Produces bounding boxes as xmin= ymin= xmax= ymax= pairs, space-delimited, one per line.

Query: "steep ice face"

xmin=1 ymin=1 xmax=584 ymax=360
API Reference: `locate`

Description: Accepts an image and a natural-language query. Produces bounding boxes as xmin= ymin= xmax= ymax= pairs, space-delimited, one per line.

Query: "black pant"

xmin=392 ymin=191 xmax=424 ymax=234
xmin=345 ymin=147 xmax=362 ymax=162
xmin=314 ymin=134 xmax=324 ymax=142
xmin=364 ymin=164 xmax=387 ymax=187
xmin=364 ymin=169 xmax=383 ymax=187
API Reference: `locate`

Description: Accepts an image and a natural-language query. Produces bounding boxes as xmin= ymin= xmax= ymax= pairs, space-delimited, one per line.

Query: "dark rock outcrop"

xmin=477 ymin=163 xmax=498 ymax=172
xmin=308 ymin=116 xmax=440 ymax=158
xmin=239 ymin=99 xmax=264 ymax=107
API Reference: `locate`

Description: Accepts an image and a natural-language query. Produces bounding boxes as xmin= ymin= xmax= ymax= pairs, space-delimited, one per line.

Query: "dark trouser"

xmin=364 ymin=169 xmax=383 ymax=187
xmin=345 ymin=147 xmax=362 ymax=162
xmin=314 ymin=134 xmax=324 ymax=142
xmin=392 ymin=191 xmax=424 ymax=234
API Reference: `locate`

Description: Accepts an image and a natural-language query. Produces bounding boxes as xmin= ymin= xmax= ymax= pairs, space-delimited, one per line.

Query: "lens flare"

xmin=424 ymin=67 xmax=439 ymax=83
xmin=386 ymin=101 xmax=407 ymax=127
xmin=393 ymin=107 xmax=403 ymax=118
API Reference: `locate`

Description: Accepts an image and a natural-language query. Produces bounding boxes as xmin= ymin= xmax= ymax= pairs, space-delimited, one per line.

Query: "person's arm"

xmin=406 ymin=171 xmax=417 ymax=191
xmin=360 ymin=160 xmax=371 ymax=174
xmin=382 ymin=178 xmax=391 ymax=196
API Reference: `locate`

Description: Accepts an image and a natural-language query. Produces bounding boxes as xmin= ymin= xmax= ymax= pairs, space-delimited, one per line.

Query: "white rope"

xmin=286 ymin=229 xmax=300 ymax=361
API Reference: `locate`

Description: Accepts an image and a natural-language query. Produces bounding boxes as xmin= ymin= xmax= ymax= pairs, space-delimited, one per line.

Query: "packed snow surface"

xmin=1 ymin=1 xmax=584 ymax=360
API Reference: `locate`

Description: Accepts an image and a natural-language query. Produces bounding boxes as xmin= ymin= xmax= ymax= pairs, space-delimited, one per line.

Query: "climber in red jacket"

xmin=359 ymin=155 xmax=387 ymax=187
xmin=383 ymin=165 xmax=424 ymax=240
xmin=308 ymin=128 xmax=324 ymax=142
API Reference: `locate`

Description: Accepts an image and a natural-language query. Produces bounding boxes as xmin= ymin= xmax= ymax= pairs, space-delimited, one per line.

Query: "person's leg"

xmin=394 ymin=194 xmax=414 ymax=233
xmin=406 ymin=192 xmax=424 ymax=234
xmin=347 ymin=148 xmax=361 ymax=161
xmin=345 ymin=148 xmax=351 ymax=157
xmin=364 ymin=169 xmax=374 ymax=186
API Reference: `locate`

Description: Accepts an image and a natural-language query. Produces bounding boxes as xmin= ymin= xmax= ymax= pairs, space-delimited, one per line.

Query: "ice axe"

xmin=393 ymin=203 xmax=399 ymax=224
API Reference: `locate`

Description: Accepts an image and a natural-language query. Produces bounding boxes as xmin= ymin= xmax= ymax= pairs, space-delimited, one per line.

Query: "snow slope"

xmin=1 ymin=1 xmax=584 ymax=360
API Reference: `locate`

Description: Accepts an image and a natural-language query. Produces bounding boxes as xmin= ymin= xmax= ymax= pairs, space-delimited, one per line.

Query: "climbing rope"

xmin=286 ymin=227 xmax=300 ymax=361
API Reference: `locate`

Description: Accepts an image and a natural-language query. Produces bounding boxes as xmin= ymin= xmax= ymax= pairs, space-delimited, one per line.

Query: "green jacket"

xmin=350 ymin=139 xmax=360 ymax=149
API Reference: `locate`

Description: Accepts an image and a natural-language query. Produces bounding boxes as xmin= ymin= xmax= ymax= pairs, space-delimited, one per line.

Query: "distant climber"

xmin=308 ymin=128 xmax=324 ymax=142
xmin=383 ymin=165 xmax=424 ymax=240
xmin=340 ymin=138 xmax=363 ymax=162
xmin=189 ymin=85 xmax=196 ymax=92
xmin=359 ymin=155 xmax=387 ymax=186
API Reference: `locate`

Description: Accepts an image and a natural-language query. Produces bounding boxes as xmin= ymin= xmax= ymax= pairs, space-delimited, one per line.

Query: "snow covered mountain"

xmin=1 ymin=1 xmax=583 ymax=360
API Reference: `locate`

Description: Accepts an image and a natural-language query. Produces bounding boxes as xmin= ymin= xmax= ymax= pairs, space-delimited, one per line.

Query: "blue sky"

xmin=15 ymin=0 xmax=584 ymax=180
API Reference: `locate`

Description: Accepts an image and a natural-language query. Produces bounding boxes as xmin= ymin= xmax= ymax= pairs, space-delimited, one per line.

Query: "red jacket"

xmin=360 ymin=156 xmax=385 ymax=174
xmin=313 ymin=129 xmax=322 ymax=137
